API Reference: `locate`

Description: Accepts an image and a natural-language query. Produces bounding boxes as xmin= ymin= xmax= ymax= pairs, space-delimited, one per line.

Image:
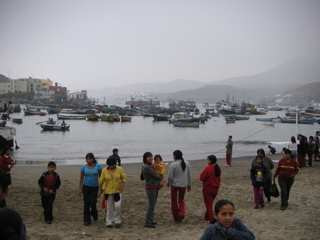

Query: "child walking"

xmin=200 ymin=199 xmax=255 ymax=239
xmin=250 ymin=156 xmax=267 ymax=209
xmin=153 ymin=154 xmax=166 ymax=189
xmin=38 ymin=161 xmax=61 ymax=224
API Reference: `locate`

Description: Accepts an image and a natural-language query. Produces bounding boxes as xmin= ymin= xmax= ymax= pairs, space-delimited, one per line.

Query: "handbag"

xmin=269 ymin=182 xmax=279 ymax=198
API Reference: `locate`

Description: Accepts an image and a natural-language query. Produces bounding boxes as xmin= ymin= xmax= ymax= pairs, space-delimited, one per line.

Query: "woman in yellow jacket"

xmin=98 ymin=157 xmax=126 ymax=228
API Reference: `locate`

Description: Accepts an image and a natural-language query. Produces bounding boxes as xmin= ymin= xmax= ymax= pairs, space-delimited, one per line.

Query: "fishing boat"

xmin=57 ymin=114 xmax=86 ymax=120
xmin=225 ymin=119 xmax=235 ymax=123
xmin=86 ymin=114 xmax=99 ymax=121
xmin=24 ymin=108 xmax=43 ymax=116
xmin=40 ymin=121 xmax=70 ymax=131
xmin=153 ymin=114 xmax=170 ymax=121
xmin=225 ymin=115 xmax=249 ymax=121
xmin=173 ymin=121 xmax=199 ymax=127
xmin=255 ymin=117 xmax=277 ymax=122
xmin=262 ymin=121 xmax=275 ymax=126
xmin=280 ymin=118 xmax=315 ymax=124
xmin=121 ymin=116 xmax=132 ymax=122
xmin=12 ymin=118 xmax=23 ymax=124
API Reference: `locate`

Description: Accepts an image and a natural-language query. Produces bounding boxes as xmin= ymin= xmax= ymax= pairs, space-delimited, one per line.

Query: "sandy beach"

xmin=6 ymin=154 xmax=320 ymax=240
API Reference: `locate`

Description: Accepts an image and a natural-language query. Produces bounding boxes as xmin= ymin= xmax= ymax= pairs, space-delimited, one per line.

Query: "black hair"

xmin=256 ymin=148 xmax=265 ymax=157
xmin=228 ymin=135 xmax=232 ymax=138
xmin=291 ymin=136 xmax=296 ymax=143
xmin=47 ymin=161 xmax=56 ymax=167
xmin=0 ymin=207 xmax=23 ymax=239
xmin=214 ymin=199 xmax=235 ymax=215
xmin=143 ymin=152 xmax=153 ymax=163
xmin=173 ymin=150 xmax=186 ymax=171
xmin=1 ymin=147 xmax=12 ymax=156
xmin=106 ymin=156 xmax=117 ymax=166
xmin=154 ymin=154 xmax=162 ymax=161
xmin=284 ymin=149 xmax=292 ymax=155
xmin=85 ymin=153 xmax=97 ymax=163
xmin=207 ymin=155 xmax=221 ymax=177
xmin=309 ymin=135 xmax=314 ymax=140
xmin=207 ymin=155 xmax=217 ymax=165
xmin=113 ymin=148 xmax=118 ymax=153
xmin=255 ymin=155 xmax=263 ymax=161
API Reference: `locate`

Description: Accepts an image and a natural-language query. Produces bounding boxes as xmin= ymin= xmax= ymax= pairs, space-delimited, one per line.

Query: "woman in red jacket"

xmin=273 ymin=149 xmax=299 ymax=210
xmin=200 ymin=155 xmax=221 ymax=223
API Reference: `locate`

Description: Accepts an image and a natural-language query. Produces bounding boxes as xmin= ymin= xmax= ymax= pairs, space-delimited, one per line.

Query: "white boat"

xmin=262 ymin=121 xmax=275 ymax=126
xmin=57 ymin=114 xmax=86 ymax=120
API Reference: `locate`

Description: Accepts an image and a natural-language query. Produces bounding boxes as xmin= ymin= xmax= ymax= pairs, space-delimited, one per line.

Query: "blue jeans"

xmin=82 ymin=185 xmax=98 ymax=223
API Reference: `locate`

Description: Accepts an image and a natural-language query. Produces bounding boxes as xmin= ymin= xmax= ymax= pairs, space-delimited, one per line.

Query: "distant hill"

xmin=0 ymin=74 xmax=9 ymax=82
xmin=212 ymin=55 xmax=320 ymax=93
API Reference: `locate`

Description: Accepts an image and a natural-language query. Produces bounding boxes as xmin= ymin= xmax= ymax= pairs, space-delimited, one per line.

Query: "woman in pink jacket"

xmin=200 ymin=155 xmax=221 ymax=224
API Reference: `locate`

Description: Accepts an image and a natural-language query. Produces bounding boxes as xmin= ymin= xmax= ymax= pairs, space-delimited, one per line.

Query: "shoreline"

xmin=7 ymin=154 xmax=320 ymax=240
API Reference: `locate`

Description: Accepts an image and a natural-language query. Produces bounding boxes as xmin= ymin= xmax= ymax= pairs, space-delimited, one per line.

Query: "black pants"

xmin=308 ymin=151 xmax=314 ymax=166
xmin=41 ymin=194 xmax=56 ymax=221
xmin=82 ymin=185 xmax=98 ymax=223
xmin=278 ymin=177 xmax=294 ymax=207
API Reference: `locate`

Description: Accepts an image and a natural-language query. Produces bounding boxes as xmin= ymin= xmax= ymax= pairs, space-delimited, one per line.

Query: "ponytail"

xmin=173 ymin=150 xmax=186 ymax=171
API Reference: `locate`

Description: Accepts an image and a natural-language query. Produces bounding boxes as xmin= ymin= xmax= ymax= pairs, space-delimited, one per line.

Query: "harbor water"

xmin=8 ymin=107 xmax=319 ymax=166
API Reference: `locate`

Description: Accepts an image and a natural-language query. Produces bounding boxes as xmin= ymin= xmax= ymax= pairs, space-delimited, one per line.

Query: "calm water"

xmin=8 ymin=106 xmax=319 ymax=166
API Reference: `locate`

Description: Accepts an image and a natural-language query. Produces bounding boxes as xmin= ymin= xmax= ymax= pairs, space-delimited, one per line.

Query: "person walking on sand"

xmin=273 ymin=149 xmax=299 ymax=210
xmin=78 ymin=153 xmax=102 ymax=226
xmin=167 ymin=150 xmax=192 ymax=222
xmin=288 ymin=136 xmax=297 ymax=161
xmin=250 ymin=156 xmax=267 ymax=209
xmin=200 ymin=155 xmax=221 ymax=224
xmin=225 ymin=136 xmax=233 ymax=167
xmin=142 ymin=152 xmax=163 ymax=228
xmin=38 ymin=161 xmax=61 ymax=224
xmin=251 ymin=149 xmax=274 ymax=203
xmin=0 ymin=147 xmax=16 ymax=186
xmin=98 ymin=157 xmax=126 ymax=228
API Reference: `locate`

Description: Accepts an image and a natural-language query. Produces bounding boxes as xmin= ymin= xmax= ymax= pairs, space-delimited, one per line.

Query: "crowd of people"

xmin=1 ymin=130 xmax=319 ymax=239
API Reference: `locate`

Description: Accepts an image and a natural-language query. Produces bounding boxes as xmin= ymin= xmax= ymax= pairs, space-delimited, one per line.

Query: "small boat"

xmin=280 ymin=118 xmax=315 ymax=124
xmin=255 ymin=117 xmax=276 ymax=122
xmin=173 ymin=121 xmax=199 ymax=127
xmin=47 ymin=108 xmax=61 ymax=114
xmin=12 ymin=118 xmax=23 ymax=124
xmin=86 ymin=114 xmax=99 ymax=121
xmin=153 ymin=114 xmax=170 ymax=121
xmin=57 ymin=114 xmax=86 ymax=120
xmin=225 ymin=119 xmax=235 ymax=123
xmin=24 ymin=108 xmax=42 ymax=116
xmin=262 ymin=121 xmax=274 ymax=126
xmin=121 ymin=116 xmax=132 ymax=122
xmin=40 ymin=121 xmax=70 ymax=131
xmin=39 ymin=112 xmax=47 ymax=116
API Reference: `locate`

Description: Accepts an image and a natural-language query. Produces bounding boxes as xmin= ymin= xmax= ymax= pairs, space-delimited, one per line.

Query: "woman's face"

xmin=86 ymin=157 xmax=94 ymax=165
xmin=214 ymin=204 xmax=234 ymax=229
xmin=147 ymin=155 xmax=153 ymax=163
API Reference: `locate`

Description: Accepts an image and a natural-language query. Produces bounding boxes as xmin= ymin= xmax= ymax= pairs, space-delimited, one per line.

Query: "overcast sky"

xmin=1 ymin=0 xmax=319 ymax=92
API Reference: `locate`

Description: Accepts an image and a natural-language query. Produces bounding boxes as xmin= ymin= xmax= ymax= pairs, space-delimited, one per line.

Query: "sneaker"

xmin=115 ymin=223 xmax=121 ymax=228
xmin=106 ymin=224 xmax=113 ymax=228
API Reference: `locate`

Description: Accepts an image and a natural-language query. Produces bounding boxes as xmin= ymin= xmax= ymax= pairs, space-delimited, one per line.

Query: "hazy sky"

xmin=1 ymin=0 xmax=319 ymax=92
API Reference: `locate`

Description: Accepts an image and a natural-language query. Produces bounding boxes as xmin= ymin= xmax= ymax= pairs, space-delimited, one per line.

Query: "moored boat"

xmin=86 ymin=114 xmax=99 ymax=121
xmin=24 ymin=108 xmax=43 ymax=116
xmin=12 ymin=118 xmax=23 ymax=124
xmin=121 ymin=116 xmax=132 ymax=122
xmin=57 ymin=114 xmax=86 ymax=120
xmin=153 ymin=114 xmax=170 ymax=121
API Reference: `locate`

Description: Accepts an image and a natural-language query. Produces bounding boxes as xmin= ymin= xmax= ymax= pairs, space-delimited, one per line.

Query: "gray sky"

xmin=1 ymin=0 xmax=319 ymax=92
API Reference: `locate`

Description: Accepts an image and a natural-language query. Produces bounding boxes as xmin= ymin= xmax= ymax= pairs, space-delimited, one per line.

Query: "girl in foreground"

xmin=199 ymin=200 xmax=255 ymax=240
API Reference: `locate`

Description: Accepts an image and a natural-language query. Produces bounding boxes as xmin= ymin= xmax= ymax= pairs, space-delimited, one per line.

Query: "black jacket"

xmin=38 ymin=171 xmax=61 ymax=195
